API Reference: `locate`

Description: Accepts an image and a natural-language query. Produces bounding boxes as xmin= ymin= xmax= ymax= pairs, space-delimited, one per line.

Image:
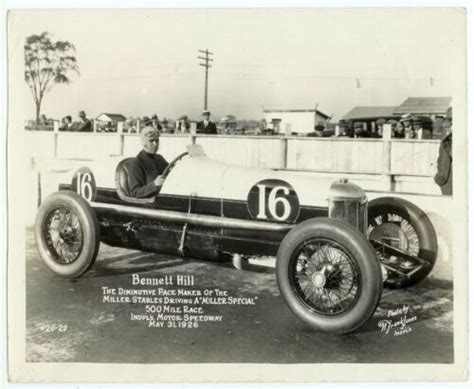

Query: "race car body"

xmin=35 ymin=145 xmax=438 ymax=334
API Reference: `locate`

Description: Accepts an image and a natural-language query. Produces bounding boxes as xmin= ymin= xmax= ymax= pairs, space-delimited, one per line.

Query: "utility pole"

xmin=198 ymin=49 xmax=213 ymax=110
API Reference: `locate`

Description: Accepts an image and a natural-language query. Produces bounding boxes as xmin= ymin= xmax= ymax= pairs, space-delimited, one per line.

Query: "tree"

xmin=24 ymin=31 xmax=79 ymax=123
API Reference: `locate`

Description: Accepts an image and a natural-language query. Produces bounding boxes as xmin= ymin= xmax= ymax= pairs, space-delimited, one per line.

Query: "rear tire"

xmin=276 ymin=217 xmax=383 ymax=334
xmin=368 ymin=197 xmax=437 ymax=288
xmin=35 ymin=191 xmax=100 ymax=278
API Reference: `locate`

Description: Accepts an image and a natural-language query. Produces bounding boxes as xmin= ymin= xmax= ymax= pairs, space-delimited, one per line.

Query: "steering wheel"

xmin=161 ymin=152 xmax=189 ymax=180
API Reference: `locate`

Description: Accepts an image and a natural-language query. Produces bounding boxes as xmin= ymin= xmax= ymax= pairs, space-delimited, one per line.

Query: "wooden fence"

xmin=26 ymin=129 xmax=441 ymax=192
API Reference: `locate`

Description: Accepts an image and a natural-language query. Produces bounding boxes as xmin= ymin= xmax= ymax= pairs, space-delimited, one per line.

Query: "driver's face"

xmin=143 ymin=135 xmax=159 ymax=154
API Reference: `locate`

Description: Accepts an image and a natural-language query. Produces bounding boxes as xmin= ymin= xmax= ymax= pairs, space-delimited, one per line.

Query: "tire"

xmin=276 ymin=217 xmax=383 ymax=334
xmin=368 ymin=197 xmax=438 ymax=288
xmin=35 ymin=191 xmax=100 ymax=278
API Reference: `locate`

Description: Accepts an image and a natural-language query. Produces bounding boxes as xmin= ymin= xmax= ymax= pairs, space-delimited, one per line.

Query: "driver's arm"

xmin=154 ymin=175 xmax=165 ymax=187
xmin=152 ymin=155 xmax=169 ymax=191
xmin=128 ymin=163 xmax=160 ymax=199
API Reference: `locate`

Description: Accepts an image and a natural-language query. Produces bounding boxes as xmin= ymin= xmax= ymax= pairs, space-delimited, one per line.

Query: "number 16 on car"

xmin=247 ymin=179 xmax=300 ymax=223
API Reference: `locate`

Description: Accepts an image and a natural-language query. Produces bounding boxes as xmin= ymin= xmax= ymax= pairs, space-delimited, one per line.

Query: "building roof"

xmin=96 ymin=113 xmax=127 ymax=122
xmin=343 ymin=106 xmax=399 ymax=120
xmin=393 ymin=97 xmax=452 ymax=115
xmin=263 ymin=108 xmax=330 ymax=119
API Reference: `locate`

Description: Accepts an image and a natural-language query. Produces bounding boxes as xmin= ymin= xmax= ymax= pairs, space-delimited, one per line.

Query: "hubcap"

xmin=312 ymin=272 xmax=326 ymax=288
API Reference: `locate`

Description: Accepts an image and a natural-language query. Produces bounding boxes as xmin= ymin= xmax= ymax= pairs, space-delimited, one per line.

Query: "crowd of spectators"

xmin=53 ymin=112 xmax=203 ymax=134
xmin=307 ymin=113 xmax=448 ymax=140
xmin=57 ymin=110 xmax=93 ymax=132
xmin=27 ymin=109 xmax=452 ymax=141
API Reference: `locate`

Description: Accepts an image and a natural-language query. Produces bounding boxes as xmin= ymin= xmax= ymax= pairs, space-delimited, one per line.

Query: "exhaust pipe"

xmin=92 ymin=202 xmax=294 ymax=232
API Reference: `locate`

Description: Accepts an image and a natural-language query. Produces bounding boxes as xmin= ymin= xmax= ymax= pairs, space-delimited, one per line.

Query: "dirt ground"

xmin=24 ymin=228 xmax=453 ymax=364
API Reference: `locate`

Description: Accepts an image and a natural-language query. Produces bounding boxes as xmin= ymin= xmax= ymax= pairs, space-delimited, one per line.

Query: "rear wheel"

xmin=276 ymin=218 xmax=382 ymax=334
xmin=368 ymin=197 xmax=437 ymax=288
xmin=35 ymin=191 xmax=100 ymax=278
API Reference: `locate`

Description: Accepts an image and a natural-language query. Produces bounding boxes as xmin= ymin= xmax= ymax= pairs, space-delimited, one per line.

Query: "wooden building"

xmin=263 ymin=108 xmax=330 ymax=135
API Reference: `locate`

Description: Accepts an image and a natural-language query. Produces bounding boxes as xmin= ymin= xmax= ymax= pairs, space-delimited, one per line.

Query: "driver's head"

xmin=141 ymin=126 xmax=160 ymax=154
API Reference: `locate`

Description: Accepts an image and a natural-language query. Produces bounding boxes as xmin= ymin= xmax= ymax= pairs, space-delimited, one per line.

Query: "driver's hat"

xmin=141 ymin=126 xmax=160 ymax=138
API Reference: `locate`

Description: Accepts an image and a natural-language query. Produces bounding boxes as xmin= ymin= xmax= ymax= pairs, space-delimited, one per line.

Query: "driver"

xmin=128 ymin=126 xmax=168 ymax=198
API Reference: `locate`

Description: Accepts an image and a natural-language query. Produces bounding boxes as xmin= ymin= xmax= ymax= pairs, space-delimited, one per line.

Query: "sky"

xmin=9 ymin=8 xmax=465 ymax=122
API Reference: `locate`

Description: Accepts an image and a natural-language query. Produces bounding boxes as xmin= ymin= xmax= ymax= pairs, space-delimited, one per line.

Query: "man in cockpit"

xmin=128 ymin=125 xmax=168 ymax=198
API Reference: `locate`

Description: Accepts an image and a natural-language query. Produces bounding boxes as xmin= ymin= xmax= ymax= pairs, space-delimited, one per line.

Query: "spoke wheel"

xmin=290 ymin=238 xmax=361 ymax=316
xmin=277 ymin=217 xmax=382 ymax=334
xmin=368 ymin=197 xmax=437 ymax=288
xmin=44 ymin=206 xmax=84 ymax=264
xmin=368 ymin=213 xmax=420 ymax=256
xmin=35 ymin=191 xmax=100 ymax=278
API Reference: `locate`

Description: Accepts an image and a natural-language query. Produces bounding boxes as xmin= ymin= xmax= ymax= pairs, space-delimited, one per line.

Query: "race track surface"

xmin=25 ymin=228 xmax=453 ymax=364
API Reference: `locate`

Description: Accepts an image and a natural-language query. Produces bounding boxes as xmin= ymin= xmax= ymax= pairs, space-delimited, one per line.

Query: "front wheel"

xmin=276 ymin=217 xmax=383 ymax=334
xmin=35 ymin=191 xmax=100 ymax=278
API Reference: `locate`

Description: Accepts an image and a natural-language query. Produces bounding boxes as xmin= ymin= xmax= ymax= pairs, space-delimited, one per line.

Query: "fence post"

xmin=117 ymin=122 xmax=125 ymax=155
xmin=189 ymin=122 xmax=197 ymax=145
xmin=382 ymin=124 xmax=394 ymax=191
xmin=53 ymin=120 xmax=59 ymax=158
xmin=279 ymin=137 xmax=288 ymax=169
xmin=93 ymin=119 xmax=97 ymax=132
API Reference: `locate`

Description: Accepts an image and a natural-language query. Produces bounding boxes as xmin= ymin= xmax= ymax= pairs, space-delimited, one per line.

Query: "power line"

xmin=198 ymin=49 xmax=213 ymax=110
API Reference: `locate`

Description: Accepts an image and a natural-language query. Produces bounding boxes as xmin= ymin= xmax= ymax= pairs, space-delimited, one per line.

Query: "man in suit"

xmin=434 ymin=110 xmax=453 ymax=195
xmin=77 ymin=110 xmax=93 ymax=132
xmin=197 ymin=110 xmax=217 ymax=134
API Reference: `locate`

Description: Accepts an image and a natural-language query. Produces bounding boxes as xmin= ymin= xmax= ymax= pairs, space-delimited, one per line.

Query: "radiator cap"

xmin=329 ymin=178 xmax=366 ymax=201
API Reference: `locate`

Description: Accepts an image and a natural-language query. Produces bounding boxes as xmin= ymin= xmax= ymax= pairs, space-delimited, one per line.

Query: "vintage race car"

xmin=34 ymin=145 xmax=438 ymax=334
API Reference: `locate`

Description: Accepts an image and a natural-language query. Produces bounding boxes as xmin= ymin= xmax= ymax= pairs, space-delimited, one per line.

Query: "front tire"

xmin=276 ymin=217 xmax=383 ymax=334
xmin=35 ymin=191 xmax=100 ymax=278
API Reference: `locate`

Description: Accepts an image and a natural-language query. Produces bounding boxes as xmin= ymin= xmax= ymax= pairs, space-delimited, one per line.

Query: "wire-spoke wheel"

xmin=44 ymin=206 xmax=84 ymax=264
xmin=368 ymin=197 xmax=437 ymax=288
xmin=277 ymin=217 xmax=382 ymax=334
xmin=35 ymin=192 xmax=100 ymax=278
xmin=290 ymin=238 xmax=361 ymax=316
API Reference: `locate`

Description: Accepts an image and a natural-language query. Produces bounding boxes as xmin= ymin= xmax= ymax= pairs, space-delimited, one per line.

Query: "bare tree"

xmin=24 ymin=31 xmax=79 ymax=123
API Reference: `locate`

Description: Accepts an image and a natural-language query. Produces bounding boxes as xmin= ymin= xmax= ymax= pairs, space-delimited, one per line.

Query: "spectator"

xmin=337 ymin=120 xmax=354 ymax=137
xmin=59 ymin=115 xmax=74 ymax=131
xmin=387 ymin=119 xmax=398 ymax=137
xmin=307 ymin=124 xmax=325 ymax=137
xmin=176 ymin=115 xmax=190 ymax=133
xmin=432 ymin=117 xmax=445 ymax=139
xmin=354 ymin=123 xmax=371 ymax=138
xmin=434 ymin=109 xmax=452 ymax=195
xmin=374 ymin=118 xmax=386 ymax=138
xmin=151 ymin=114 xmax=163 ymax=131
xmin=161 ymin=118 xmax=169 ymax=132
xmin=126 ymin=118 xmax=137 ymax=133
xmin=39 ymin=114 xmax=49 ymax=126
xmin=197 ymin=110 xmax=217 ymax=134
xmin=77 ymin=110 xmax=93 ymax=132
xmin=140 ymin=116 xmax=151 ymax=132
xmin=393 ymin=121 xmax=405 ymax=138
xmin=400 ymin=114 xmax=415 ymax=139
xmin=413 ymin=116 xmax=433 ymax=139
